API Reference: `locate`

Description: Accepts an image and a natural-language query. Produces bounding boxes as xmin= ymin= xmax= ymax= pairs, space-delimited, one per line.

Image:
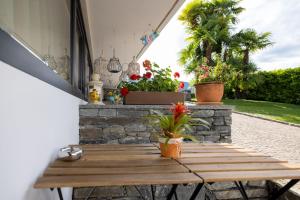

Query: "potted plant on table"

xmin=147 ymin=102 xmax=209 ymax=158
xmin=194 ymin=57 xmax=229 ymax=104
xmin=119 ymin=60 xmax=185 ymax=105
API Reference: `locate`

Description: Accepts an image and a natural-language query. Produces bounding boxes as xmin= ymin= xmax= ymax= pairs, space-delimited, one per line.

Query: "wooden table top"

xmin=34 ymin=143 xmax=300 ymax=188
xmin=34 ymin=144 xmax=200 ymax=188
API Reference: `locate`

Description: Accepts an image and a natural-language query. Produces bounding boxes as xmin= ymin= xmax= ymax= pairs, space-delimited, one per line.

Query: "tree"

xmin=178 ymin=0 xmax=273 ymax=99
xmin=231 ymin=29 xmax=273 ymax=70
xmin=178 ymin=0 xmax=244 ymax=69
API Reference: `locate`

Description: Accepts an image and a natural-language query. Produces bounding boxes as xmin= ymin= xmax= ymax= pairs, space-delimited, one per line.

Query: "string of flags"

xmin=140 ymin=31 xmax=159 ymax=46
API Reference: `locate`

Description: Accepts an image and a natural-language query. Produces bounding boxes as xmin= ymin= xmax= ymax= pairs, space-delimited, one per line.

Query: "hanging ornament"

xmin=127 ymin=56 xmax=140 ymax=77
xmin=107 ymin=48 xmax=122 ymax=73
xmin=140 ymin=31 xmax=159 ymax=46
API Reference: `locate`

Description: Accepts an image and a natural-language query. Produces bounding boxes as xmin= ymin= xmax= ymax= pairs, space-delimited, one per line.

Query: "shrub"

xmin=225 ymin=67 xmax=300 ymax=104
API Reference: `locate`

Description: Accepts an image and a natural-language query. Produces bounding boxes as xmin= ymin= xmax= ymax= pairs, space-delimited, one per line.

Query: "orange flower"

xmin=143 ymin=60 xmax=151 ymax=70
xmin=171 ymin=102 xmax=188 ymax=121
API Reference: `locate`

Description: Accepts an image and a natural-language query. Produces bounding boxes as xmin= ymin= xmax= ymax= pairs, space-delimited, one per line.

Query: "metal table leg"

xmin=167 ymin=184 xmax=178 ymax=200
xmin=85 ymin=187 xmax=96 ymax=200
xmin=151 ymin=185 xmax=156 ymax=200
xmin=189 ymin=183 xmax=204 ymax=200
xmin=234 ymin=181 xmax=249 ymax=200
xmin=269 ymin=179 xmax=299 ymax=200
xmin=134 ymin=186 xmax=146 ymax=200
xmin=50 ymin=188 xmax=63 ymax=200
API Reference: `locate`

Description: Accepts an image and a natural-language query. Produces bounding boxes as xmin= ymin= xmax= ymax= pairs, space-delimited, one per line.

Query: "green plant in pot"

xmin=193 ymin=57 xmax=229 ymax=104
xmin=147 ymin=102 xmax=210 ymax=158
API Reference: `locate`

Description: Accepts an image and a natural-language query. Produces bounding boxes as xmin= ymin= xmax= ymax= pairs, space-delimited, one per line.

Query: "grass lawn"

xmin=223 ymin=99 xmax=300 ymax=125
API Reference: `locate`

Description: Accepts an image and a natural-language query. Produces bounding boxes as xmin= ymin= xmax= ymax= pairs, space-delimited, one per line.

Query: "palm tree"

xmin=231 ymin=29 xmax=273 ymax=67
xmin=178 ymin=0 xmax=244 ymax=69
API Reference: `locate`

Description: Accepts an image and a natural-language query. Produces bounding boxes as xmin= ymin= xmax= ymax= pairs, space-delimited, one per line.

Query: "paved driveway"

xmin=231 ymin=113 xmax=300 ymax=194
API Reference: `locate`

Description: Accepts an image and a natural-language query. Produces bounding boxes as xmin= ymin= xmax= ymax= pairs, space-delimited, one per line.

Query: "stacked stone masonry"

xmin=77 ymin=104 xmax=269 ymax=200
xmin=79 ymin=104 xmax=232 ymax=144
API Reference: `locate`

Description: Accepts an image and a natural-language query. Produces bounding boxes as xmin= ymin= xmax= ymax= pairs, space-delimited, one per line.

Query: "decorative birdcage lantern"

xmin=127 ymin=56 xmax=140 ymax=77
xmin=107 ymin=49 xmax=122 ymax=73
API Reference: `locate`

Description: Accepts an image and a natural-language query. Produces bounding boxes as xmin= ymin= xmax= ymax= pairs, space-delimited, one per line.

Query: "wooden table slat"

xmin=45 ymin=165 xmax=189 ymax=176
xmin=180 ymin=152 xmax=266 ymax=158
xmin=197 ymin=169 xmax=300 ymax=182
xmin=51 ymin=159 xmax=178 ymax=168
xmin=34 ymin=173 xmax=201 ymax=188
xmin=178 ymin=156 xmax=287 ymax=164
xmin=83 ymin=150 xmax=160 ymax=155
xmin=78 ymin=146 xmax=159 ymax=151
xmin=81 ymin=154 xmax=163 ymax=161
xmin=187 ymin=163 xmax=300 ymax=172
xmin=181 ymin=149 xmax=256 ymax=153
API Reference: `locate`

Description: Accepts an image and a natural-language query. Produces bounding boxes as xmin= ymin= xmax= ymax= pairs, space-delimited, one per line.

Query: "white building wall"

xmin=0 ymin=60 xmax=84 ymax=200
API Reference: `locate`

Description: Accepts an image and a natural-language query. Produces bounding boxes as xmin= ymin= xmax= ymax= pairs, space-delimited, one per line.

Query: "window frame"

xmin=0 ymin=0 xmax=92 ymax=100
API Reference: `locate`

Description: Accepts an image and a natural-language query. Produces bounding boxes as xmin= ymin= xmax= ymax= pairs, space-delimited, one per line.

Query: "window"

xmin=0 ymin=0 xmax=92 ymax=99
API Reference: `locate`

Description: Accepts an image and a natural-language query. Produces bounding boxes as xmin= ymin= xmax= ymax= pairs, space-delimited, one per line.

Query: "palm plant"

xmin=231 ymin=29 xmax=273 ymax=68
xmin=178 ymin=0 xmax=244 ymax=70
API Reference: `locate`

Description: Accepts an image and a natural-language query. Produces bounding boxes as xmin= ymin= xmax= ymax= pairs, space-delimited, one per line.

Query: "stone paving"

xmin=231 ymin=113 xmax=300 ymax=194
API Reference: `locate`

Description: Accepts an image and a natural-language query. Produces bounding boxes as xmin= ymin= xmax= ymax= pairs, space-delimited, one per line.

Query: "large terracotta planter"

xmin=124 ymin=91 xmax=184 ymax=105
xmin=159 ymin=137 xmax=183 ymax=158
xmin=195 ymin=82 xmax=224 ymax=104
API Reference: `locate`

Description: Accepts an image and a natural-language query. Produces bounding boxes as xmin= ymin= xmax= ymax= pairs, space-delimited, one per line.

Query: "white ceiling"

xmin=82 ymin=0 xmax=184 ymax=65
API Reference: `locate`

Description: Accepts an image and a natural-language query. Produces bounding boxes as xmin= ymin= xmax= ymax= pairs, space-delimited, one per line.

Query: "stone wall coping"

xmin=80 ymin=103 xmax=233 ymax=110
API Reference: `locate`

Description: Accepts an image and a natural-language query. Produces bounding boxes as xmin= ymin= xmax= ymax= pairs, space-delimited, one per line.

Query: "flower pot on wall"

xmin=159 ymin=137 xmax=183 ymax=158
xmin=195 ymin=82 xmax=224 ymax=104
xmin=124 ymin=91 xmax=184 ymax=105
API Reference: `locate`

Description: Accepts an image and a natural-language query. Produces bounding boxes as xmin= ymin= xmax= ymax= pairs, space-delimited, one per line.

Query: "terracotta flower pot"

xmin=159 ymin=137 xmax=183 ymax=158
xmin=195 ymin=82 xmax=224 ymax=104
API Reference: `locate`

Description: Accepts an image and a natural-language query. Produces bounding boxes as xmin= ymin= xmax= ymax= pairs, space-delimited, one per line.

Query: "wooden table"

xmin=34 ymin=143 xmax=300 ymax=200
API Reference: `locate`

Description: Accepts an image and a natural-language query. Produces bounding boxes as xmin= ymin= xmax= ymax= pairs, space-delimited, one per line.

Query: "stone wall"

xmin=79 ymin=104 xmax=232 ymax=144
xmin=76 ymin=104 xmax=269 ymax=200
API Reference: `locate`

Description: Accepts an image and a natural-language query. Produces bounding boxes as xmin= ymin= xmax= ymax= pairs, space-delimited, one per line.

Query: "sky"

xmin=139 ymin=0 xmax=300 ymax=82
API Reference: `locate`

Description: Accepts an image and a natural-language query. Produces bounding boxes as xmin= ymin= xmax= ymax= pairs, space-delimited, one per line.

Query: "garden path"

xmin=231 ymin=113 xmax=300 ymax=194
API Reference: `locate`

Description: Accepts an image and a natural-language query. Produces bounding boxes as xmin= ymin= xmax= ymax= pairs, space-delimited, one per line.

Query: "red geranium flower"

xmin=174 ymin=72 xmax=180 ymax=78
xmin=130 ymin=74 xmax=141 ymax=80
xmin=171 ymin=102 xmax=188 ymax=121
xmin=120 ymin=87 xmax=129 ymax=96
xmin=143 ymin=72 xmax=152 ymax=79
xmin=179 ymin=82 xmax=185 ymax=89
xmin=143 ymin=60 xmax=151 ymax=71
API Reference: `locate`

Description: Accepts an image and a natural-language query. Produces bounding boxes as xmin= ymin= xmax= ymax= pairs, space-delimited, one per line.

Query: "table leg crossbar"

xmin=233 ymin=179 xmax=300 ymax=200
xmin=189 ymin=183 xmax=204 ymax=200
xmin=49 ymin=179 xmax=299 ymax=200
xmin=269 ymin=179 xmax=299 ymax=200
xmin=167 ymin=184 xmax=178 ymax=200
xmin=50 ymin=188 xmax=63 ymax=200
xmin=234 ymin=181 xmax=249 ymax=200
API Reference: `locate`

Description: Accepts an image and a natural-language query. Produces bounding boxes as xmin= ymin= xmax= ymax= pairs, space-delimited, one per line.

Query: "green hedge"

xmin=225 ymin=67 xmax=300 ymax=104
